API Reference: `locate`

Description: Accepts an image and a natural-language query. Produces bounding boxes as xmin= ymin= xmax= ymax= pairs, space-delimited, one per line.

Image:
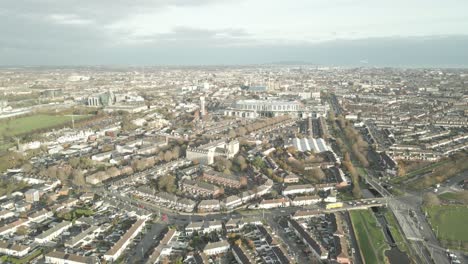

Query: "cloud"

xmin=48 ymin=14 xmax=94 ymax=25
xmin=0 ymin=0 xmax=467 ymax=65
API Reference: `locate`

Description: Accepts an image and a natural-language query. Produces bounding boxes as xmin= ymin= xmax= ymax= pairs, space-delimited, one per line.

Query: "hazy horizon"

xmin=2 ymin=0 xmax=468 ymax=67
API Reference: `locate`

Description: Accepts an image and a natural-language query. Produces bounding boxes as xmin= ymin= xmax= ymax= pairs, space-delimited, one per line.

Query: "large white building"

xmin=285 ymin=138 xmax=331 ymax=153
xmin=224 ymin=99 xmax=304 ymax=118
xmin=186 ymin=139 xmax=239 ymax=165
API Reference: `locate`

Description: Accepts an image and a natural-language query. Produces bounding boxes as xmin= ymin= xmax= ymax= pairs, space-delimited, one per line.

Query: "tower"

xmin=200 ymin=96 xmax=206 ymax=117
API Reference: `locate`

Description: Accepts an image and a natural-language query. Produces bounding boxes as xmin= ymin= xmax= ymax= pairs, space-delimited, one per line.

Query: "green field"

xmin=0 ymin=114 xmax=87 ymax=137
xmin=350 ymin=210 xmax=389 ymax=264
xmin=425 ymin=205 xmax=468 ymax=251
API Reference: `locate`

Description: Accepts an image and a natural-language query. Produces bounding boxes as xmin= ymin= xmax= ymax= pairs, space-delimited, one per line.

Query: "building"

xmin=28 ymin=209 xmax=53 ymax=223
xmin=0 ymin=241 xmax=30 ymax=257
xmin=24 ymin=189 xmax=40 ymax=203
xmin=146 ymin=229 xmax=178 ymax=264
xmin=203 ymin=240 xmax=230 ymax=256
xmin=45 ymin=251 xmax=97 ymax=264
xmin=282 ymin=184 xmax=315 ymax=196
xmin=86 ymin=90 xmax=116 ymax=107
xmin=198 ymin=200 xmax=221 ymax=212
xmin=285 ymin=138 xmax=331 ymax=153
xmin=186 ymin=139 xmax=239 ymax=165
xmin=202 ymin=168 xmax=243 ymax=189
xmin=224 ymin=99 xmax=304 ymax=118
xmin=180 ymin=180 xmax=221 ymax=197
xmin=185 ymin=222 xmax=204 ymax=235
xmin=65 ymin=225 xmax=99 ymax=248
xmin=0 ymin=219 xmax=29 ymax=236
xmin=291 ymin=195 xmax=322 ymax=206
xmin=104 ymin=219 xmax=146 ymax=261
xmin=288 ymin=219 xmax=328 ymax=260
xmin=232 ymin=245 xmax=255 ymax=264
xmin=0 ymin=210 xmax=14 ymax=221
xmin=284 ymin=173 xmax=300 ymax=183
xmin=224 ymin=195 xmax=243 ymax=209
xmin=35 ymin=221 xmax=72 ymax=244
xmin=203 ymin=220 xmax=223 ymax=233
xmin=258 ymin=198 xmax=290 ymax=209
xmin=200 ymin=96 xmax=206 ymax=117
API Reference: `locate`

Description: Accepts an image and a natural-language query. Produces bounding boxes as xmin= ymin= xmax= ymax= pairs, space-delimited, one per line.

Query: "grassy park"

xmin=350 ymin=210 xmax=389 ymax=264
xmin=425 ymin=205 xmax=468 ymax=251
xmin=0 ymin=114 xmax=87 ymax=137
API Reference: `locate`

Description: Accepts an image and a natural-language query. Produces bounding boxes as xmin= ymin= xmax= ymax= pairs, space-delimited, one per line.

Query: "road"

xmin=126 ymin=223 xmax=166 ymax=263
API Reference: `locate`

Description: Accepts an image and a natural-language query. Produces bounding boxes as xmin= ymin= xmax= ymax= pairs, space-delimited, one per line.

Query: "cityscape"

xmin=0 ymin=1 xmax=468 ymax=264
xmin=0 ymin=67 xmax=466 ymax=264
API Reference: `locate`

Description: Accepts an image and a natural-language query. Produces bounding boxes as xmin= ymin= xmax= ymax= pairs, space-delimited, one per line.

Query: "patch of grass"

xmin=1 ymin=249 xmax=42 ymax=264
xmin=0 ymin=114 xmax=87 ymax=137
xmin=439 ymin=192 xmax=459 ymax=200
xmin=425 ymin=205 xmax=468 ymax=251
xmin=438 ymin=191 xmax=468 ymax=204
xmin=350 ymin=210 xmax=389 ymax=264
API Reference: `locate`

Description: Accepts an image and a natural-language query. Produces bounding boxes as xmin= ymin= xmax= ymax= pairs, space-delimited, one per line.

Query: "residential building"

xmin=282 ymin=184 xmax=315 ymax=196
xmin=203 ymin=240 xmax=230 ymax=256
xmin=198 ymin=200 xmax=221 ymax=212
xmin=35 ymin=221 xmax=72 ymax=244
xmin=0 ymin=241 xmax=30 ymax=257
xmin=45 ymin=251 xmax=97 ymax=264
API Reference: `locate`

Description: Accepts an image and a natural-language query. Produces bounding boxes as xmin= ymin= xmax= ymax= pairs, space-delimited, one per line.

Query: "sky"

xmin=1 ymin=0 xmax=468 ymax=66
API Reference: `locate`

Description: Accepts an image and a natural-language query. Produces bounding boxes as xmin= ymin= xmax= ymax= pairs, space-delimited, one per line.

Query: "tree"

xmin=164 ymin=150 xmax=173 ymax=162
xmin=397 ymin=161 xmax=406 ymax=177
xmin=228 ymin=129 xmax=236 ymax=139
xmin=237 ymin=127 xmax=247 ymax=137
xmin=172 ymin=146 xmax=181 ymax=160
xmin=239 ymin=176 xmax=248 ymax=187
xmin=71 ymin=169 xmax=86 ymax=186
xmin=106 ymin=167 xmax=121 ymax=178
xmin=423 ymin=192 xmax=441 ymax=207
xmin=46 ymin=166 xmax=58 ymax=179
xmin=21 ymin=162 xmax=33 ymax=174
xmin=69 ymin=157 xmax=80 ymax=168
xmin=16 ymin=226 xmax=28 ymax=236
xmin=307 ymin=168 xmax=326 ymax=182
xmin=234 ymin=156 xmax=248 ymax=171
xmin=157 ymin=174 xmax=176 ymax=193
xmin=352 ymin=184 xmax=362 ymax=199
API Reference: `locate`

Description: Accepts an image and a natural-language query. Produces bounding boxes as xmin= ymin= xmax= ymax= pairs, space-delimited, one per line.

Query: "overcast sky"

xmin=1 ymin=0 xmax=468 ymax=66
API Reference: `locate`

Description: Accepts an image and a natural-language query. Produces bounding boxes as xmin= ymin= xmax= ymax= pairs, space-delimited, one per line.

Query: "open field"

xmin=425 ymin=205 xmax=468 ymax=251
xmin=350 ymin=209 xmax=389 ymax=264
xmin=0 ymin=114 xmax=87 ymax=137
